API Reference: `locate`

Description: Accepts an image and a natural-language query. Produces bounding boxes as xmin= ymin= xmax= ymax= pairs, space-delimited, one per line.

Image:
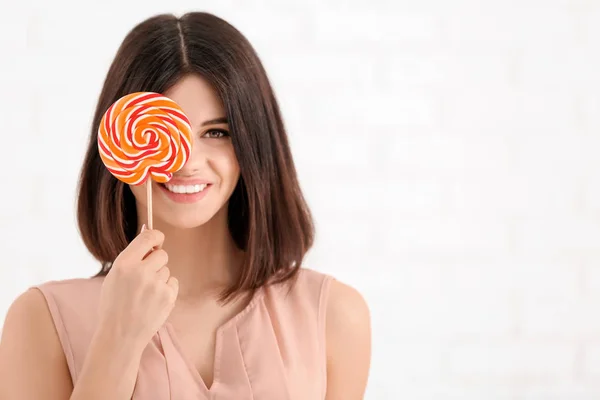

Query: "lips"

xmin=157 ymin=181 xmax=212 ymax=204
xmin=163 ymin=183 xmax=209 ymax=194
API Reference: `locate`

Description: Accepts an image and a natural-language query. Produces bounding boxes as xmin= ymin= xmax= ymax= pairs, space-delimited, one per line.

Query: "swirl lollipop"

xmin=98 ymin=92 xmax=193 ymax=228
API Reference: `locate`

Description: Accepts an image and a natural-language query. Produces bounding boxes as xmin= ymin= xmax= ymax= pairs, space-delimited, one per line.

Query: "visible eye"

xmin=203 ymin=129 xmax=230 ymax=139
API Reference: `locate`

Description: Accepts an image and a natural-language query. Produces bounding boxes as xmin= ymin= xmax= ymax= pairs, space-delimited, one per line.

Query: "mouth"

xmin=157 ymin=182 xmax=213 ymax=204
xmin=159 ymin=182 xmax=210 ymax=194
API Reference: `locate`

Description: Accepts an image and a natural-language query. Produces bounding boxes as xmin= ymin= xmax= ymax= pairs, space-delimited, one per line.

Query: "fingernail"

xmin=141 ymin=224 xmax=146 ymax=233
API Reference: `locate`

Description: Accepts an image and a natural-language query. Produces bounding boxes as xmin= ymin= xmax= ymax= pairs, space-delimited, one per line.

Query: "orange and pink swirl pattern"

xmin=98 ymin=92 xmax=193 ymax=185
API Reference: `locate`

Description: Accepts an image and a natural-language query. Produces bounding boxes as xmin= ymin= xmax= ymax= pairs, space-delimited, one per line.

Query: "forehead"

xmin=164 ymin=74 xmax=226 ymax=126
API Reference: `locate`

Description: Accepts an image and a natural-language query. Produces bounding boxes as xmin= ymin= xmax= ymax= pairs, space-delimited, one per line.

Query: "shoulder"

xmin=1 ymin=287 xmax=62 ymax=350
xmin=283 ymin=267 xmax=370 ymax=324
xmin=3 ymin=277 xmax=104 ymax=377
xmin=260 ymin=267 xmax=334 ymax=331
xmin=0 ymin=288 xmax=73 ymax=398
xmin=293 ymin=267 xmax=333 ymax=294
xmin=264 ymin=267 xmax=333 ymax=301
xmin=324 ymin=277 xmax=371 ymax=398
xmin=3 ymin=276 xmax=104 ymax=338
xmin=2 ymin=287 xmax=55 ymax=335
xmin=32 ymin=276 xmax=105 ymax=325
xmin=267 ymin=267 xmax=368 ymax=312
xmin=36 ymin=276 xmax=105 ymax=295
xmin=326 ymin=278 xmax=370 ymax=332
xmin=34 ymin=276 xmax=104 ymax=309
xmin=264 ymin=267 xmax=369 ymax=330
xmin=2 ymin=275 xmax=102 ymax=334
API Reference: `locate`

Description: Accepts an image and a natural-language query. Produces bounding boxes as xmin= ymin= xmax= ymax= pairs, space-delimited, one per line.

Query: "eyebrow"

xmin=201 ymin=117 xmax=228 ymax=127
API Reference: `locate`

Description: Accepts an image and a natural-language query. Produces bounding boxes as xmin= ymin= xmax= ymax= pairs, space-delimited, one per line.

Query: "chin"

xmin=154 ymin=201 xmax=228 ymax=229
xmin=159 ymin=210 xmax=219 ymax=229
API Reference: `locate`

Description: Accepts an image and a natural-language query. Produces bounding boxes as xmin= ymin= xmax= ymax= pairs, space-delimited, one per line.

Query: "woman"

xmin=0 ymin=11 xmax=370 ymax=400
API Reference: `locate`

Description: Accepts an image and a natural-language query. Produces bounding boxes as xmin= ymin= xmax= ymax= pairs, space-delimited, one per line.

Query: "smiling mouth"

xmin=159 ymin=182 xmax=210 ymax=194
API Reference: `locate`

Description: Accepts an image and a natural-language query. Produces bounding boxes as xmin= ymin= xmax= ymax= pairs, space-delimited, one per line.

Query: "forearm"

xmin=70 ymin=329 xmax=145 ymax=400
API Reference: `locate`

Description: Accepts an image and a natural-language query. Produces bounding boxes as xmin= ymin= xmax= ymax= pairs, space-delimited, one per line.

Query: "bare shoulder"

xmin=325 ymin=279 xmax=371 ymax=400
xmin=1 ymin=288 xmax=58 ymax=345
xmin=0 ymin=288 xmax=72 ymax=399
xmin=326 ymin=279 xmax=371 ymax=328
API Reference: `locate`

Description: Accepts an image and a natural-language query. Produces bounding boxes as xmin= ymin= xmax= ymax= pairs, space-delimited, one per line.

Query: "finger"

xmin=166 ymin=276 xmax=179 ymax=298
xmin=155 ymin=265 xmax=171 ymax=283
xmin=141 ymin=249 xmax=169 ymax=272
xmin=124 ymin=229 xmax=165 ymax=262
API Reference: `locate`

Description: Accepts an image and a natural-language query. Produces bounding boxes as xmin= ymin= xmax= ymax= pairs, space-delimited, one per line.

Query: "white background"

xmin=1 ymin=0 xmax=600 ymax=398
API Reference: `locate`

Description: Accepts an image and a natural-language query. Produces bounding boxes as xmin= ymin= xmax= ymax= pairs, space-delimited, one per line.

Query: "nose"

xmin=175 ymin=135 xmax=205 ymax=177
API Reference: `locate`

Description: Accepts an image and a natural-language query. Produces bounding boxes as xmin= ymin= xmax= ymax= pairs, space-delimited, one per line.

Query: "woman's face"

xmin=129 ymin=74 xmax=240 ymax=229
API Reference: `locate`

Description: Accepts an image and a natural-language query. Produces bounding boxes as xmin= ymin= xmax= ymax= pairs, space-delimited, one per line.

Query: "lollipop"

xmin=98 ymin=92 xmax=193 ymax=228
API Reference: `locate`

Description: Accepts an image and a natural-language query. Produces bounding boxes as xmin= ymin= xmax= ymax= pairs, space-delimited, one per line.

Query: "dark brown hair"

xmin=77 ymin=12 xmax=314 ymax=300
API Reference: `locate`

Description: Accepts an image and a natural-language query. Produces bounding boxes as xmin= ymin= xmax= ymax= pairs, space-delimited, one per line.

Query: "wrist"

xmin=91 ymin=325 xmax=147 ymax=360
xmin=73 ymin=325 xmax=146 ymax=399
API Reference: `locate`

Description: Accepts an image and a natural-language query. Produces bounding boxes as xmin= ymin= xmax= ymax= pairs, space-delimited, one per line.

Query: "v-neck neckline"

xmin=161 ymin=286 xmax=265 ymax=394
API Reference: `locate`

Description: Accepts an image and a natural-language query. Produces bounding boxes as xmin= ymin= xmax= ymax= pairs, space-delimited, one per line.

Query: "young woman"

xmin=0 ymin=12 xmax=371 ymax=400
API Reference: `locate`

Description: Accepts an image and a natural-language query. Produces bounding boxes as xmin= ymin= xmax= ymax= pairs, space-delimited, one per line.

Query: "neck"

xmin=144 ymin=207 xmax=244 ymax=300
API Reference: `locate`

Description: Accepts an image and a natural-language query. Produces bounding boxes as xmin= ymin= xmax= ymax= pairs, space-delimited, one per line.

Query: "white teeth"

xmin=165 ymin=183 xmax=208 ymax=194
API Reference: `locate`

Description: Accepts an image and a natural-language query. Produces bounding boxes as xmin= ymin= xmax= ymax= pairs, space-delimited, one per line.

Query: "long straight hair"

xmin=77 ymin=12 xmax=314 ymax=301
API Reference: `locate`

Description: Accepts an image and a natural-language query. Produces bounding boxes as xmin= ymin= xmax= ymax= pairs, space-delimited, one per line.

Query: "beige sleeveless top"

xmin=33 ymin=268 xmax=333 ymax=400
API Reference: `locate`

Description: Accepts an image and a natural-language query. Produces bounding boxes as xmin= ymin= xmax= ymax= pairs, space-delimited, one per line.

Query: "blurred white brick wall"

xmin=1 ymin=0 xmax=599 ymax=398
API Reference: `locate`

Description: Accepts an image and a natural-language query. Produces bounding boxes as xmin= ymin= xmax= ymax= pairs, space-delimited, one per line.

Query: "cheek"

xmin=129 ymin=184 xmax=145 ymax=202
xmin=216 ymin=147 xmax=240 ymax=182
